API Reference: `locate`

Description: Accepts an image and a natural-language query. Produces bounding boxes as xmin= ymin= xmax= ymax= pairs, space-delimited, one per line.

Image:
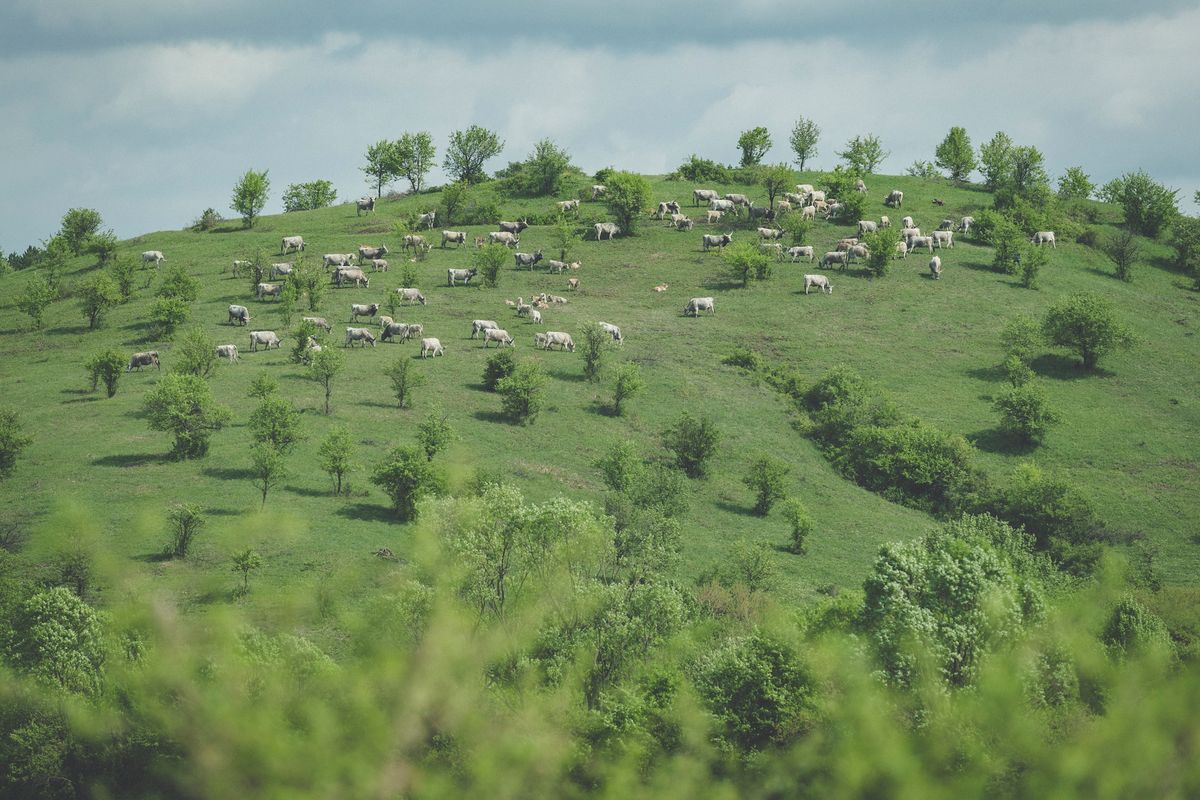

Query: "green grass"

xmin=2 ymin=172 xmax=1198 ymax=621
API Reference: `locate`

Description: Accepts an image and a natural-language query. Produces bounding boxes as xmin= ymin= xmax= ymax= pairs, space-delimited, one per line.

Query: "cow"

xmin=281 ymin=236 xmax=305 ymax=254
xmin=908 ymin=236 xmax=935 ymax=253
xmin=228 ymin=305 xmax=251 ymax=326
xmin=758 ymin=227 xmax=785 ymax=240
xmin=683 ymin=297 xmax=715 ymax=316
xmin=653 ymin=283 xmax=669 ymax=292
xmin=141 ymin=250 xmax=165 ymax=266
xmin=441 ymin=230 xmax=468 ymax=247
xmin=885 ymin=190 xmax=904 ymax=208
xmin=725 ymin=193 xmax=752 ymax=208
xmin=821 ymin=251 xmax=849 ymax=270
xmin=447 ymin=268 xmax=478 ymax=286
xmin=543 ymin=331 xmax=575 ymax=351
xmin=470 ymin=320 xmax=499 ymax=338
xmin=674 ymin=216 xmax=694 ymax=231
xmin=693 ymin=188 xmax=719 ymax=206
xmin=418 ymin=210 xmax=436 ymax=229
xmin=421 ymin=337 xmax=445 ymax=358
xmin=748 ymin=205 xmax=775 ymax=221
xmin=127 ymin=351 xmax=160 ymax=371
xmin=706 ymin=210 xmax=725 ymax=224
xmin=556 ymin=199 xmax=580 ymax=213
xmin=591 ymin=185 xmax=607 ymax=200
xmin=801 ymin=205 xmax=817 ymax=220
xmin=848 ymin=245 xmax=869 ymax=263
xmin=215 ymin=344 xmax=239 ymax=363
xmin=249 ymin=331 xmax=280 ymax=351
xmin=836 ymin=238 xmax=860 ymax=251
xmin=344 ymin=327 xmax=377 ymax=348
xmin=230 ymin=259 xmax=252 ymax=277
xmin=331 ymin=268 xmax=370 ymax=288
xmin=256 ymin=283 xmax=282 ymax=300
xmin=567 ymin=277 xmax=580 ymax=290
xmin=270 ymin=263 xmax=293 ymax=279
xmin=1031 ymin=231 xmax=1057 ymax=248
xmin=709 ymin=198 xmax=736 ymax=215
xmin=381 ymin=322 xmax=416 ymax=343
xmin=513 ymin=251 xmax=544 ymax=269
xmin=358 ymin=244 xmax=388 ymax=261
xmin=323 ymin=253 xmax=355 ymax=270
xmin=932 ymin=230 xmax=954 ymax=248
xmin=653 ymin=202 xmax=671 ymax=220
xmin=901 ymin=227 xmax=922 ymax=240
xmin=594 ymin=222 xmax=620 ymax=240
xmin=489 ymin=231 xmax=520 ymax=248
xmin=357 ymin=197 xmax=376 ymax=216
xmin=938 ymin=219 xmax=954 ymax=231
xmin=894 ymin=240 xmax=909 ymax=259
xmin=351 ymin=303 xmax=380 ymax=323
xmin=901 ymin=216 xmax=915 ymax=229
xmin=370 ymin=259 xmax=389 ymax=272
xmin=776 ymin=200 xmax=792 ymax=214
xmin=498 ymin=219 xmax=530 ymax=235
xmin=483 ymin=328 xmax=515 ymax=347
xmin=303 ymin=316 xmax=332 ymax=333
xmin=858 ymin=220 xmax=878 ymax=236
xmin=957 ymin=216 xmax=975 ymax=233
xmin=402 ymin=235 xmax=427 ymax=252
xmin=805 ymin=190 xmax=826 ymax=206
xmin=855 ymin=178 xmax=867 ymax=193
xmin=929 ymin=255 xmax=942 ymax=279
xmin=396 ymin=288 xmax=426 ymax=305
xmin=787 ymin=246 xmax=815 ymax=263
xmin=761 ymin=242 xmax=784 ymax=260
xmin=804 ymin=274 xmax=832 ymax=295
xmin=597 ymin=322 xmax=623 ymax=343
xmin=702 ymin=233 xmax=733 ymax=252
xmin=931 ymin=198 xmax=946 ymax=206
xmin=880 ymin=216 xmax=891 ymax=228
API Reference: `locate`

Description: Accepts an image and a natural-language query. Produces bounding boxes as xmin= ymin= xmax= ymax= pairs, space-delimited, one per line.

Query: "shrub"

xmin=1003 ymin=355 xmax=1034 ymax=387
xmin=662 ymin=413 xmax=720 ymax=478
xmin=148 ymin=296 xmax=189 ymax=340
xmin=737 ymin=127 xmax=772 ymax=167
xmin=250 ymin=443 xmax=287 ymax=508
xmin=1076 ymin=228 xmax=1100 ymax=248
xmin=722 ymin=242 xmax=771 ymax=288
xmin=1102 ymin=595 xmax=1172 ymax=660
xmin=109 ymin=257 xmax=137 ymax=301
xmin=165 ymin=503 xmax=206 ymax=559
xmin=611 ymin=362 xmax=644 ymax=416
xmin=497 ymin=138 xmax=575 ymax=197
xmin=58 ymin=208 xmax=104 ymax=254
xmin=581 ymin=323 xmax=610 ymax=381
xmin=290 ymin=320 xmax=319 ymax=365
xmin=496 ymin=360 xmax=546 ymax=424
xmin=988 ymin=462 xmax=1103 ymax=575
xmin=231 ymin=548 xmax=263 ymax=594
xmin=780 ymin=498 xmax=814 ymax=554
xmin=249 ymin=373 xmax=278 ymax=400
xmin=837 ymin=133 xmax=888 ymax=173
xmin=743 ymin=455 xmax=790 ymax=515
xmin=1042 ymin=291 xmax=1134 ymax=370
xmin=994 ymin=383 xmax=1061 ymax=444
xmin=16 ymin=274 xmax=55 ymax=330
xmin=669 ymin=154 xmax=731 ymax=183
xmin=862 ymin=228 xmax=900 ymax=278
xmin=0 ymin=408 xmax=33 ymax=480
xmin=282 ymin=179 xmax=337 ymax=212
xmin=1019 ymin=243 xmax=1046 ymax=289
xmin=385 ymin=356 xmax=425 ymax=409
xmin=307 ymin=347 xmax=344 ymax=414
xmin=1108 ymin=228 xmax=1139 ymax=282
xmin=723 ymin=347 xmax=766 ymax=372
xmin=416 ymin=406 xmax=454 ymax=461
xmin=191 ymin=207 xmax=223 ymax=231
xmin=4 ymin=587 xmax=105 ymax=694
xmin=473 ymin=243 xmax=508 ymax=289
xmin=318 ymin=426 xmax=354 ymax=496
xmin=249 ymin=395 xmax=303 ymax=455
xmin=906 ymin=160 xmax=940 ymax=179
xmin=88 ymin=230 xmax=119 ymax=265
xmin=85 ymin=349 xmax=126 ymax=397
xmin=173 ymin=327 xmax=218 ymax=379
xmin=230 ymin=168 xmax=270 ymax=228
xmin=1106 ymin=170 xmax=1180 ymax=237
xmin=1001 ymin=314 xmax=1042 ymax=364
xmin=142 ymin=373 xmax=230 ymax=458
xmin=594 ymin=440 xmax=643 ymax=494
xmin=934 ymin=126 xmax=976 ymax=181
xmin=77 ymin=272 xmax=120 ymax=329
xmin=483 ymin=350 xmax=516 ymax=391
xmin=155 ymin=265 xmax=200 ymax=302
xmin=371 ymin=445 xmax=443 ymax=520
xmin=1057 ymin=166 xmax=1095 ymax=201
xmin=603 ymin=171 xmax=653 ymax=235
xmin=990 ymin=215 xmax=1025 ymax=275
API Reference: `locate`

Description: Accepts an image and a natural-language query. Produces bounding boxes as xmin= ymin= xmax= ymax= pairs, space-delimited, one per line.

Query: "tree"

xmin=231 ymin=548 xmax=263 ymax=595
xmin=230 ymin=168 xmax=270 ymax=228
xmin=148 ymin=296 xmax=189 ymax=340
xmin=737 ymin=127 xmax=772 ymax=167
xmin=989 ymin=214 xmax=1026 ymax=275
xmin=85 ymin=349 xmax=126 ymax=397
xmin=156 ymin=264 xmax=200 ymax=303
xmin=662 ymin=413 xmax=720 ymax=478
xmin=77 ymin=272 xmax=120 ymax=329
xmin=1102 ymin=595 xmax=1172 ymax=660
xmin=907 ymin=160 xmax=940 ymax=179
xmin=4 ymin=587 xmax=105 ymax=694
xmin=307 ymin=346 xmax=344 ymax=414
xmin=788 ymin=117 xmax=820 ymax=171
xmin=997 ymin=146 xmax=1052 ymax=208
xmin=743 ymin=455 xmax=790 ymax=515
xmin=371 ymin=445 xmax=441 ymax=520
xmin=496 ymin=360 xmax=546 ymax=424
xmin=1108 ymin=228 xmax=1139 ymax=282
xmin=109 ymin=256 xmax=137 ymax=301
xmin=443 ymin=125 xmax=504 ymax=184
xmin=837 ymin=134 xmax=888 ymax=173
xmin=1170 ymin=216 xmax=1200 ymax=290
xmin=88 ymin=229 xmax=119 ymax=265
xmin=483 ymin=350 xmax=516 ymax=391
xmin=1042 ymin=291 xmax=1134 ymax=370
xmin=760 ymin=163 xmax=793 ymax=211
xmin=318 ymin=426 xmax=354 ymax=495
xmin=142 ymin=372 xmax=231 ymax=458
xmin=417 ymin=406 xmax=454 ymax=461
xmin=994 ymin=383 xmax=1060 ymax=445
xmin=722 ymin=242 xmax=770 ymax=288
xmin=165 ymin=503 xmax=206 ymax=558
xmin=362 ymin=140 xmax=401 ymax=198
xmin=289 ymin=319 xmax=318 ymax=366
xmin=249 ymin=395 xmax=303 ymax=454
xmin=250 ymin=443 xmax=287 ymax=509
xmin=611 ymin=362 xmax=644 ymax=416
xmin=396 ymin=131 xmax=436 ymax=193
xmin=581 ymin=324 xmax=610 ymax=382
xmin=58 ymin=208 xmax=103 ymax=255
xmin=249 ymin=373 xmax=279 ymax=401
xmin=172 ymin=327 xmax=218 ymax=378
xmin=1057 ymin=166 xmax=1095 ymax=201
xmin=0 ymin=408 xmax=33 ymax=480
xmin=978 ymin=131 xmax=1015 ymax=189
xmin=1019 ymin=243 xmax=1047 ymax=289
xmin=281 ymin=179 xmax=337 ymax=212
xmin=16 ymin=274 xmax=55 ymax=330
xmin=861 ymin=228 xmax=900 ymax=278
xmin=438 ymin=180 xmax=470 ymax=226
xmin=474 ymin=243 xmax=508 ymax=289
xmin=504 ymin=138 xmax=573 ymax=196
xmin=603 ymin=171 xmax=653 ymax=235
xmin=934 ymin=126 xmax=976 ymax=182
xmin=1106 ymin=170 xmax=1180 ymax=237
xmin=595 ymin=440 xmax=643 ymax=493
xmin=385 ymin=356 xmax=425 ymax=409
xmin=550 ymin=216 xmax=581 ymax=262
xmin=781 ymin=498 xmax=814 ymax=554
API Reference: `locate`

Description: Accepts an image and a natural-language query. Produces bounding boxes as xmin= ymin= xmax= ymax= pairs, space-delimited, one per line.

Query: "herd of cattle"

xmin=124 ymin=183 xmax=1058 ymax=373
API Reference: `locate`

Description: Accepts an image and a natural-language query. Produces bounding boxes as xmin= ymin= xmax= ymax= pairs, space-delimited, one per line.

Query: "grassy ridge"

xmin=1 ymin=173 xmax=1197 ymax=618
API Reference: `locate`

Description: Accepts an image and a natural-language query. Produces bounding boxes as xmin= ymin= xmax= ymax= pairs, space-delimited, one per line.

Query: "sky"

xmin=2 ymin=0 xmax=1198 ymax=249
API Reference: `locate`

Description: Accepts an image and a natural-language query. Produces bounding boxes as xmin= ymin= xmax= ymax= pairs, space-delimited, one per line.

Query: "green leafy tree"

xmin=88 ymin=229 xmax=119 ymax=265
xmin=862 ymin=228 xmax=900 ymax=278
xmin=1019 ymin=243 xmax=1047 ymax=289
xmin=722 ymin=242 xmax=770 ymax=288
xmin=663 ymin=413 xmax=720 ymax=478
xmin=907 ymin=160 xmax=940 ymax=179
xmin=307 ymin=346 xmax=344 ymax=414
xmin=417 ymin=406 xmax=455 ymax=461
xmin=990 ymin=461 xmax=1103 ymax=574
xmin=781 ymin=498 xmax=814 ymax=554
xmin=318 ymin=425 xmax=354 ymax=495
xmin=1108 ymin=228 xmax=1139 ymax=282
xmin=142 ymin=372 xmax=231 ymax=458
xmin=1057 ymin=166 xmax=1095 ymax=200
xmin=385 ymin=356 xmax=425 ymax=409
xmin=58 ymin=208 xmax=103 ymax=255
xmin=994 ymin=383 xmax=1061 ymax=445
xmin=1003 ymin=355 xmax=1034 ymax=387
xmin=997 ymin=145 xmax=1052 ymax=208
xmin=17 ymin=274 xmax=55 ymax=330
xmin=292 ymin=257 xmax=325 ymax=311
xmin=737 ymin=126 xmax=773 ymax=167
xmin=172 ymin=327 xmax=218 ymax=378
xmin=3 ymin=587 xmax=105 ymax=694
xmin=249 ymin=373 xmax=279 ymax=400
xmin=166 ymin=503 xmax=206 ymax=558
xmin=505 ymin=138 xmax=574 ymax=196
xmin=788 ymin=117 xmax=820 ymax=170
xmin=77 ymin=271 xmax=120 ymax=329
xmin=290 ymin=319 xmax=319 ymax=365
xmin=0 ymin=408 xmax=33 ymax=480
xmin=156 ymin=264 xmax=200 ymax=302
xmin=837 ymin=133 xmax=888 ymax=173
xmin=496 ymin=359 xmax=546 ymax=424
xmin=483 ymin=350 xmax=516 ymax=391
xmin=551 ymin=217 xmax=580 ymax=261
xmin=148 ymin=296 xmax=189 ymax=340
xmin=1106 ymin=170 xmax=1180 ymax=236
xmin=250 ymin=443 xmax=287 ymax=508
xmin=1170 ymin=216 xmax=1200 ymax=290
xmin=1102 ymin=595 xmax=1172 ymax=660
xmin=934 ymin=126 xmax=976 ymax=181
xmin=249 ymin=395 xmax=303 ymax=454
xmin=603 ymin=170 xmax=653 ymax=235
xmin=230 ymin=168 xmax=270 ymax=228
xmin=438 ymin=180 xmax=470 ymax=226
xmin=743 ymin=455 xmax=790 ymax=515
xmin=281 ymin=179 xmax=337 ymax=212
xmin=1041 ymin=291 xmax=1134 ymax=370
xmin=396 ymin=131 xmax=436 ymax=192
xmin=362 ymin=140 xmax=401 ymax=198
xmin=109 ymin=256 xmax=137 ymax=301
xmin=443 ymin=125 xmax=504 ymax=184
xmin=760 ymin=163 xmax=793 ymax=210
xmin=978 ymin=131 xmax=1015 ymax=189
xmin=581 ymin=324 xmax=610 ymax=382
xmin=474 ymin=243 xmax=508 ymax=289
xmin=231 ymin=548 xmax=263 ymax=594
xmin=611 ymin=362 xmax=644 ymax=416
xmin=595 ymin=440 xmax=643 ymax=493
xmin=990 ymin=215 xmax=1025 ymax=275
xmin=85 ymin=348 xmax=126 ymax=397
xmin=371 ymin=445 xmax=442 ymax=520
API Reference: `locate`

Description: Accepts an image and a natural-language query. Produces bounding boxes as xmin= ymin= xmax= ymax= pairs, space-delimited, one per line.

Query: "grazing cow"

xmin=513 ymin=251 xmax=544 ymax=269
xmin=396 ymin=288 xmax=426 ymax=305
xmin=725 ymin=193 xmax=752 ymax=208
xmin=693 ymin=188 xmax=719 ymax=206
xmin=683 ymin=297 xmax=715 ymax=316
xmin=929 ymin=255 xmax=942 ymax=279
xmin=270 ymin=262 xmax=293 ymax=279
xmin=370 ymin=258 xmax=389 ymax=272
xmin=709 ymin=198 xmax=736 ymax=215
xmin=801 ymin=205 xmax=817 ymax=220
xmin=885 ymin=190 xmax=904 ymax=208
xmin=567 ymin=277 xmax=580 ymax=290
xmin=447 ymin=267 xmax=478 ymax=286
xmin=323 ymin=253 xmax=355 ymax=270
xmin=331 ymin=268 xmax=370 ymax=288
xmin=248 ymin=331 xmax=280 ymax=351
xmin=281 ymin=236 xmax=306 ymax=254
xmin=787 ymin=246 xmax=815 ymax=263
xmin=357 ymin=197 xmax=376 ymax=216
xmin=358 ymin=245 xmax=388 ymax=261
xmin=1031 ymin=231 xmax=1056 ymax=248
xmin=597 ymin=322 xmax=623 ymax=343
xmin=421 ymin=337 xmax=444 ymax=358
xmin=402 ymin=235 xmax=427 ymax=252
xmin=142 ymin=250 xmax=165 ymax=266
xmin=706 ymin=210 xmax=725 ymax=224
xmin=880 ymin=216 xmax=891 ymax=228
xmin=256 ymin=283 xmax=282 ymax=300
xmin=796 ymin=184 xmax=815 ymax=195
xmin=547 ymin=294 xmax=567 ymax=304
xmin=855 ymin=178 xmax=867 ymax=193
xmin=441 ymin=230 xmax=468 ymax=247
xmin=901 ymin=227 xmax=922 ymax=240
xmin=351 ymin=303 xmax=380 ymax=323
xmin=758 ymin=227 xmax=785 ymax=240
xmin=908 ymin=236 xmax=935 ymax=253
xmin=932 ymin=230 xmax=954 ymax=248
xmin=858 ymin=220 xmax=878 ymax=236
xmin=901 ymin=216 xmax=915 ymax=229
xmin=303 ymin=316 xmax=332 ymax=332
xmin=418 ymin=211 xmax=436 ymax=229
xmin=543 ymin=331 xmax=575 ymax=351
xmin=215 ymin=344 xmax=239 ymax=363
xmin=748 ymin=205 xmax=775 ymax=221
xmin=378 ymin=315 xmax=393 ymax=330
xmin=805 ymin=190 xmax=826 ymax=206
xmin=957 ymin=216 xmax=975 ymax=233
xmin=938 ymin=219 xmax=954 ymax=231
xmin=499 ymin=219 xmax=529 ymax=235
xmin=231 ymin=259 xmax=252 ymax=276
xmin=546 ymin=259 xmax=570 ymax=273
xmin=556 ymin=199 xmax=580 ymax=213
xmin=932 ymin=198 xmax=945 ymax=206
xmin=804 ymin=275 xmax=833 ymax=295
xmin=783 ymin=192 xmax=805 ymax=205
xmin=470 ymin=320 xmax=499 ymax=338
xmin=483 ymin=328 xmax=515 ymax=347
xmin=836 ymin=238 xmax=859 ymax=251
xmin=127 ymin=351 xmax=160 ymax=371
xmin=668 ymin=212 xmax=689 ymax=226
xmin=533 ymin=332 xmax=548 ymax=349
xmin=777 ymin=200 xmax=792 ymax=214
xmin=702 ymin=233 xmax=733 ymax=252
xmin=821 ymin=251 xmax=849 ymax=270
xmin=894 ymin=241 xmax=909 ymax=258
xmin=848 ymin=245 xmax=869 ymax=263
xmin=591 ymin=185 xmax=606 ymax=200
xmin=228 ymin=305 xmax=251 ymax=326
xmin=515 ymin=297 xmax=531 ymax=317
xmin=344 ymin=327 xmax=377 ymax=348
xmin=653 ymin=202 xmax=671 ymax=220
xmin=381 ymin=322 xmax=416 ymax=343
xmin=489 ymin=231 xmax=520 ymax=248
xmin=594 ymin=222 xmax=620 ymax=240
xmin=674 ymin=217 xmax=694 ymax=231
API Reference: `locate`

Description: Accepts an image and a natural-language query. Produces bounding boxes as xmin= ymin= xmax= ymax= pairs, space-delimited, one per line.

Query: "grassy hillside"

xmin=1 ymin=172 xmax=1198 ymax=621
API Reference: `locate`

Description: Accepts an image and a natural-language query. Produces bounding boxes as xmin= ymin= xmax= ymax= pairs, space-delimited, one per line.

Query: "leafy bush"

xmin=155 ymin=264 xmax=200 ymax=303
xmin=191 ymin=208 xmax=223 ymax=231
xmin=603 ymin=171 xmax=653 ymax=235
xmin=371 ymin=446 xmax=443 ymax=520
xmin=662 ymin=413 xmax=720 ymax=478
xmin=148 ymin=296 xmax=189 ymax=340
xmin=1003 ymin=355 xmax=1034 ymax=387
xmin=172 ymin=327 xmax=218 ymax=378
xmin=1057 ymin=166 xmax=1095 ymax=201
xmin=743 ymin=455 xmax=790 ymax=515
xmin=0 ymin=408 xmax=33 ymax=480
xmin=1042 ymin=291 xmax=1134 ymax=370
xmin=282 ymin=179 xmax=337 ymax=212
xmin=1076 ymin=228 xmax=1100 ymax=247
xmin=1108 ymin=228 xmax=1139 ymax=282
xmin=165 ymin=503 xmax=206 ymax=559
xmin=987 ymin=462 xmax=1104 ymax=575
xmin=611 ymin=362 xmax=643 ymax=416
xmin=669 ymin=155 xmax=731 ymax=183
xmin=4 ymin=587 xmax=105 ymax=694
xmin=76 ymin=272 xmax=120 ymax=329
xmin=721 ymin=242 xmax=771 ymax=288
xmin=862 ymin=228 xmax=900 ymax=278
xmin=473 ymin=243 xmax=508 ymax=289
xmin=483 ymin=350 xmax=516 ymax=391
xmin=1001 ymin=314 xmax=1042 ymax=364
xmin=1105 ymin=170 xmax=1180 ymax=237
xmin=85 ymin=349 xmax=126 ymax=397
xmin=906 ymin=160 xmax=940 ymax=179
xmin=1102 ymin=595 xmax=1173 ymax=660
xmin=722 ymin=347 xmax=766 ymax=372
xmin=837 ymin=133 xmax=888 ymax=173
xmin=142 ymin=373 xmax=230 ymax=458
xmin=994 ymin=383 xmax=1061 ymax=444
xmin=496 ymin=138 xmax=577 ymax=197
xmin=934 ymin=126 xmax=976 ymax=181
xmin=497 ymin=360 xmax=546 ymax=424
xmin=385 ymin=356 xmax=425 ymax=409
xmin=16 ymin=274 xmax=55 ymax=330
xmin=1019 ymin=242 xmax=1047 ymax=289
xmin=781 ymin=498 xmax=814 ymax=554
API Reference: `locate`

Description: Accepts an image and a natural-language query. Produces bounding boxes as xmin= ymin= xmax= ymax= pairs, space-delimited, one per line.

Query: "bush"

xmin=861 ymin=228 xmax=900 ymax=278
xmin=1076 ymin=228 xmax=1100 ymax=247
xmin=483 ymin=350 xmax=516 ymax=391
xmin=781 ymin=498 xmax=814 ymax=554
xmin=581 ymin=323 xmax=610 ymax=381
xmin=1042 ymin=292 xmax=1134 ymax=370
xmin=59 ymin=208 xmax=104 ymax=255
xmin=496 ymin=360 xmax=546 ymax=424
xmin=1001 ymin=314 xmax=1042 ymax=364
xmin=1102 ymin=595 xmax=1173 ymax=660
xmin=416 ymin=406 xmax=454 ymax=461
xmin=994 ymin=383 xmax=1061 ymax=444
xmin=290 ymin=320 xmax=319 ymax=365
xmin=906 ymin=160 xmax=940 ymax=179
xmin=282 ymin=179 xmax=337 ymax=212
xmin=743 ymin=455 xmax=790 ymax=515
xmin=165 ymin=503 xmax=205 ymax=559
xmin=662 ymin=413 xmax=720 ymax=478
xmin=611 ymin=362 xmax=643 ymax=416
xmin=1108 ymin=228 xmax=1139 ymax=282
xmin=173 ymin=327 xmax=218 ymax=378
xmin=142 ymin=373 xmax=230 ymax=459
xmin=385 ymin=356 xmax=425 ymax=409
xmin=722 ymin=347 xmax=766 ymax=372
xmin=370 ymin=445 xmax=443 ymax=520
xmin=669 ymin=155 xmax=731 ymax=183
xmin=473 ymin=243 xmax=508 ymax=289
xmin=0 ymin=408 xmax=33 ymax=480
xmin=722 ymin=242 xmax=771 ymax=288
xmin=1057 ymin=166 xmax=1095 ymax=201
xmin=1003 ymin=355 xmax=1034 ymax=387
xmin=148 ymin=296 xmax=190 ymax=340
xmin=191 ymin=208 xmax=223 ymax=232
xmin=109 ymin=257 xmax=137 ymax=301
xmin=249 ymin=395 xmax=303 ymax=455
xmin=1106 ymin=170 xmax=1180 ymax=237
xmin=497 ymin=139 xmax=575 ymax=197
xmin=16 ymin=274 xmax=55 ymax=330
xmin=156 ymin=264 xmax=200 ymax=303
xmin=988 ymin=462 xmax=1103 ymax=575
xmin=76 ymin=272 xmax=120 ymax=329
xmin=85 ymin=349 xmax=126 ymax=397
xmin=1018 ymin=243 xmax=1046 ymax=289
xmin=837 ymin=134 xmax=888 ymax=173
xmin=603 ymin=171 xmax=653 ymax=235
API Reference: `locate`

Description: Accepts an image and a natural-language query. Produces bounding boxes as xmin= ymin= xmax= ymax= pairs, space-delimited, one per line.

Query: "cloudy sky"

xmin=2 ymin=0 xmax=1198 ymax=248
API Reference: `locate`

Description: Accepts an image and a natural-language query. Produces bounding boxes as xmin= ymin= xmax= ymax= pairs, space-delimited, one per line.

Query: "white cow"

xmin=344 ymin=327 xmax=377 ymax=348
xmin=527 ymin=308 xmax=542 ymax=324
xmin=358 ymin=244 xmax=388 ymax=260
xmin=957 ymin=216 xmax=975 ymax=233
xmin=787 ymin=246 xmax=815 ymax=263
xmin=418 ymin=211 xmax=436 ymax=229
xmin=395 ymin=288 xmax=426 ymax=305
xmin=215 ymin=344 xmax=239 ymax=363
xmin=591 ymin=185 xmax=607 ymax=200
xmin=141 ymin=250 xmax=165 ymax=266
xmin=420 ymin=337 xmax=445 ymax=358
xmin=281 ymin=236 xmax=305 ymax=254
xmin=929 ymin=255 xmax=942 ymax=279
xmin=857 ymin=220 xmax=878 ymax=236
xmin=483 ymin=328 xmax=515 ymax=347
xmin=880 ymin=216 xmax=891 ymax=228
xmin=693 ymin=188 xmax=719 ymax=205
xmin=489 ymin=231 xmax=520 ymax=248
xmin=403 ymin=234 xmax=428 ymax=252
xmin=821 ymin=251 xmax=849 ymax=270
xmin=597 ymin=322 xmax=623 ymax=343
xmin=801 ymin=205 xmax=817 ymax=220
xmin=470 ymin=320 xmax=499 ymax=338
xmin=543 ymin=332 xmax=575 ymax=351
xmin=351 ymin=303 xmax=380 ymax=322
xmin=908 ymin=236 xmax=934 ymax=253
xmin=894 ymin=241 xmax=909 ymax=259
xmin=228 ymin=305 xmax=251 ymax=325
xmin=709 ymin=198 xmax=736 ymax=214
xmin=249 ymin=331 xmax=280 ymax=351
xmin=885 ymin=190 xmax=904 ymax=208
xmin=256 ymin=283 xmax=282 ymax=300
xmin=932 ymin=230 xmax=954 ymax=248
xmin=270 ymin=263 xmax=293 ymax=279
xmin=127 ymin=351 xmax=160 ymax=371
xmin=323 ymin=253 xmax=355 ymax=270
xmin=706 ymin=210 xmax=725 ymax=224
xmin=684 ymin=297 xmax=715 ymax=316
xmin=804 ymin=275 xmax=832 ymax=295
xmin=370 ymin=259 xmax=389 ymax=272
xmin=594 ymin=222 xmax=620 ymax=240
xmin=901 ymin=216 xmax=915 ymax=229
xmin=303 ymin=316 xmax=332 ymax=332
xmin=441 ymin=230 xmax=468 ymax=247
xmin=331 ymin=268 xmax=370 ymax=288
xmin=1031 ymin=231 xmax=1057 ymax=248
